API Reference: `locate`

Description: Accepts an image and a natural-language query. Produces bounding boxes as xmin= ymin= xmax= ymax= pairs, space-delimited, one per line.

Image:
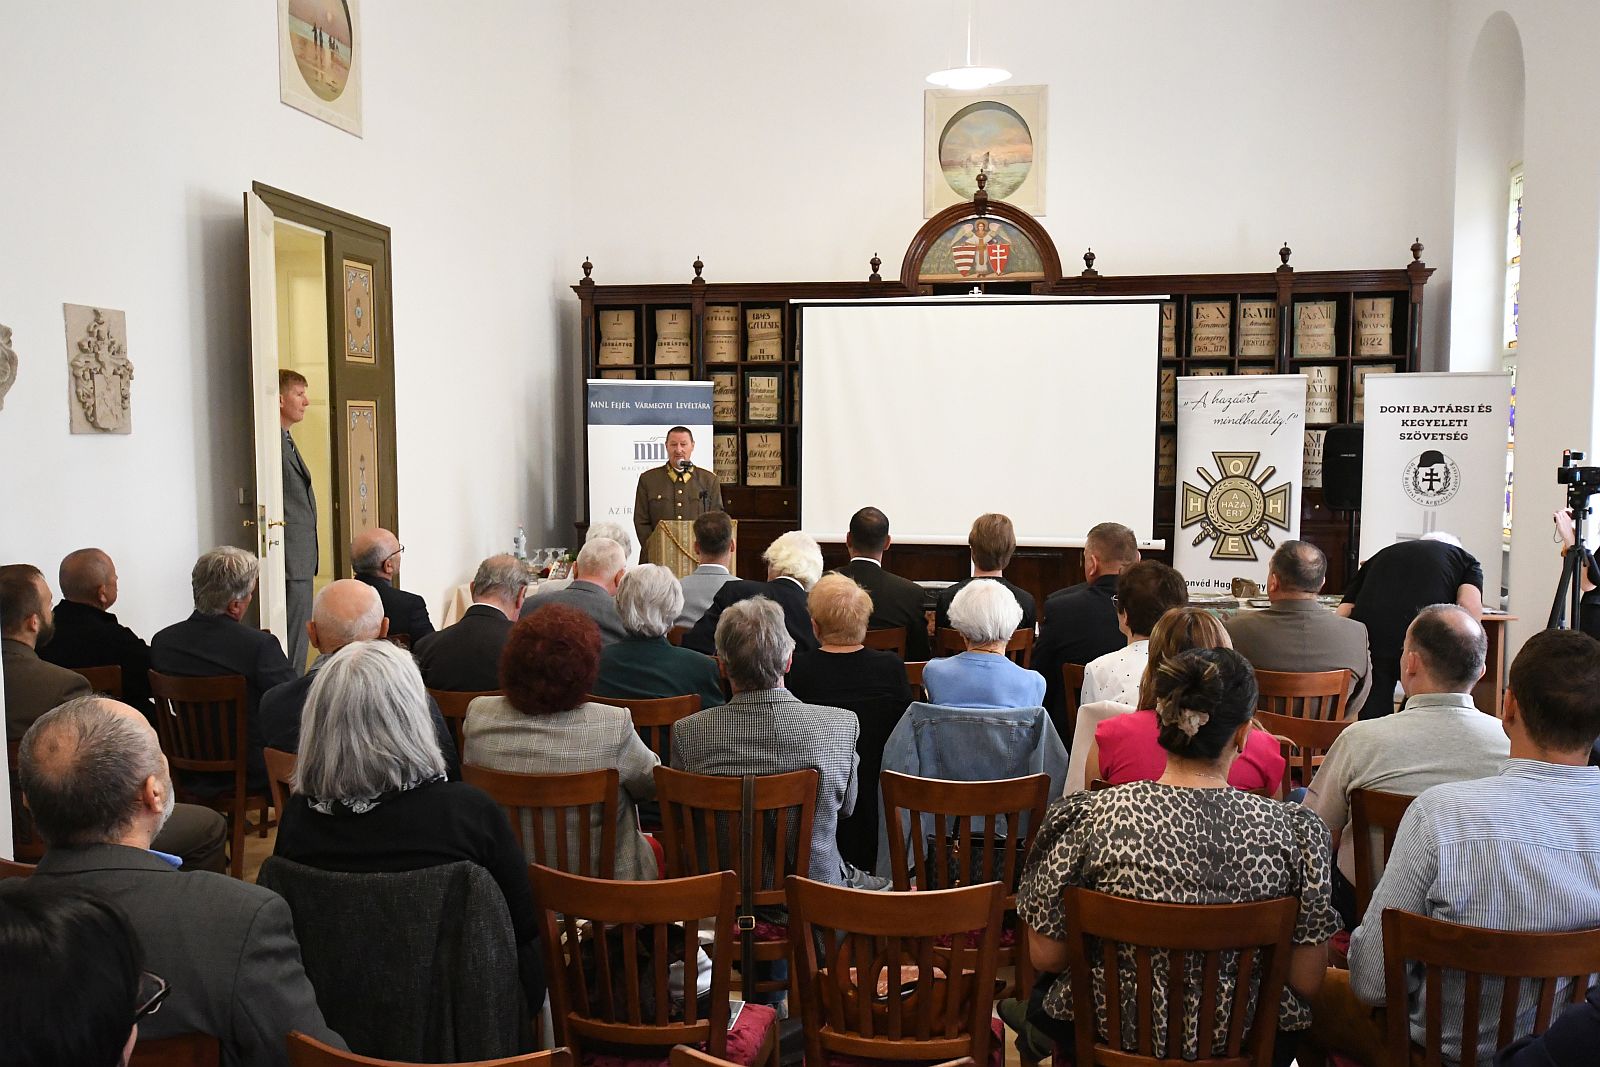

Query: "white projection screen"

xmin=799 ymin=299 xmax=1160 ymax=545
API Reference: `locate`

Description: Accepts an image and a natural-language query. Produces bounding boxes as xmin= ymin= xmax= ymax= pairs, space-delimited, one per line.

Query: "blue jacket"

xmin=922 ymin=652 xmax=1046 ymax=709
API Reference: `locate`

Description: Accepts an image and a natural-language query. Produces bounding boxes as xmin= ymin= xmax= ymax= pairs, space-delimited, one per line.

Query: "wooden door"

xmin=244 ymin=191 xmax=290 ymax=644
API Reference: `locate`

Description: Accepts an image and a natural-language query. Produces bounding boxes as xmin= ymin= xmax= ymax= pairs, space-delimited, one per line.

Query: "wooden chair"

xmin=586 ymin=692 xmax=702 ymax=767
xmin=864 ymin=626 xmax=908 ymax=658
xmin=1350 ymin=788 xmax=1415 ymax=923
xmin=428 ymin=688 xmax=498 ymax=759
xmin=936 ymin=626 xmax=1035 ymax=667
xmin=667 ymin=625 xmax=688 ymax=647
xmin=6 ymin=738 xmax=45 ymax=862
xmin=532 ymin=866 xmax=778 ymax=1067
xmin=0 ymin=857 xmax=35 ymax=879
xmin=786 ymin=876 xmax=1005 ymax=1067
xmin=462 ymin=764 xmax=618 ymax=879
xmin=1088 ymin=778 xmax=1116 ymax=792
xmin=76 ymin=663 xmax=124 ymax=698
xmin=654 ymin=766 xmax=816 ymax=1001
xmin=1258 ymin=711 xmax=1351 ymax=792
xmin=262 ymin=747 xmax=298 ymax=826
xmin=1254 ymin=668 xmax=1353 ymax=722
xmin=128 ymin=1034 xmax=222 ymax=1067
xmin=671 ymin=1048 xmax=972 ymax=1067
xmin=881 ymin=770 xmax=1050 ymax=997
xmin=1061 ymin=662 xmax=1086 ymax=741
xmin=1061 ymin=888 xmax=1299 ymax=1066
xmin=147 ymin=671 xmax=266 ymax=880
xmin=905 ymin=661 xmax=928 ymax=702
xmin=1381 ymin=910 xmax=1600 ymax=1067
xmin=288 ymin=1031 xmax=572 ymax=1066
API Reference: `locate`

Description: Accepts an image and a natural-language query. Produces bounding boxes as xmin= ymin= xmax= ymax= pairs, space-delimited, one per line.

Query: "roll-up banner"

xmin=1357 ymin=371 xmax=1511 ymax=594
xmin=586 ymin=380 xmax=713 ymax=562
xmin=1174 ymin=374 xmax=1308 ymax=595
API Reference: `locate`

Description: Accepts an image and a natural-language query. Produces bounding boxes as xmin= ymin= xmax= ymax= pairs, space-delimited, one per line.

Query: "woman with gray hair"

xmin=273 ymin=639 xmax=544 ymax=1007
xmin=592 ymin=563 xmax=725 ymax=708
xmin=682 ymin=529 xmax=825 ymax=656
xmin=922 ymin=577 xmax=1045 ymax=708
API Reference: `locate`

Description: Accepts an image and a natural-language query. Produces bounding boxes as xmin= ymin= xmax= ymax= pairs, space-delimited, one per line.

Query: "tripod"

xmin=1547 ymin=488 xmax=1597 ymax=632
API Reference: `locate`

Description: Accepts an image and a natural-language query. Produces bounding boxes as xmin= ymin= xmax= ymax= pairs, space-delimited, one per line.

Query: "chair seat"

xmin=580 ymin=1001 xmax=779 ymax=1067
xmin=824 ymin=1017 xmax=1004 ymax=1067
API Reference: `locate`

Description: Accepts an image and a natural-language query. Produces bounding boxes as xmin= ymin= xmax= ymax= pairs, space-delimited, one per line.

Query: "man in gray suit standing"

xmin=521 ymin=536 xmax=628 ymax=645
xmin=17 ymin=694 xmax=344 ymax=1067
xmin=280 ymin=369 xmax=317 ymax=675
xmin=676 ymin=510 xmax=736 ymax=628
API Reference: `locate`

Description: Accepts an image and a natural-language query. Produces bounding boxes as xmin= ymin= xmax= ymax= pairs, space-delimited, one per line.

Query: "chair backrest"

xmin=653 ymin=766 xmax=817 ymax=908
xmin=263 ymin=747 xmax=298 ymax=822
xmin=147 ymin=672 xmax=250 ymax=775
xmin=586 ymin=692 xmax=701 ymax=767
xmin=1088 ymin=778 xmax=1115 ymax=792
xmin=6 ymin=738 xmax=45 ymax=862
xmin=1257 ymin=711 xmax=1350 ymax=790
xmin=428 ymin=688 xmax=499 ymax=758
xmin=532 ymin=866 xmax=736 ymax=1059
xmin=786 ymin=876 xmax=1004 ymax=1067
xmin=0 ymin=857 xmax=36 ymax=880
xmin=1061 ymin=661 xmax=1086 ymax=740
xmin=880 ymin=770 xmax=1049 ymax=902
xmin=1350 ymin=789 xmax=1415 ymax=923
xmin=1381 ymin=909 xmax=1600 ymax=1067
xmin=462 ymin=764 xmax=619 ymax=879
xmin=905 ymin=660 xmax=928 ymax=701
xmin=1254 ymin=668 xmax=1352 ymax=722
xmin=288 ymin=1031 xmax=573 ymax=1066
xmin=77 ymin=663 xmax=124 ymax=698
xmin=863 ymin=627 xmax=908 ymax=658
xmin=128 ymin=1034 xmax=221 ymax=1067
xmin=1061 ymin=888 xmax=1298 ymax=1066
xmin=666 ymin=625 xmax=688 ymax=647
xmin=936 ymin=626 xmax=1035 ymax=666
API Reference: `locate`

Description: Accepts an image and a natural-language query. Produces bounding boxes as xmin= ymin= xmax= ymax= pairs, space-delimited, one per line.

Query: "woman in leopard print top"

xmin=1016 ymin=647 xmax=1338 ymax=1067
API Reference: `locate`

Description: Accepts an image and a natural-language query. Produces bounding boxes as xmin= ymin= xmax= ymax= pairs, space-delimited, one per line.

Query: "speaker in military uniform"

xmin=633 ymin=426 xmax=723 ymax=564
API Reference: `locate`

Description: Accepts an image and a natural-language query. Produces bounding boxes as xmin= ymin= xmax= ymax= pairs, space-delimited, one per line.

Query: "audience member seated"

xmin=1080 ymin=559 xmax=1187 ymax=706
xmin=1304 ymin=604 xmax=1507 ymax=929
xmin=923 ymin=579 xmax=1046 ymax=709
xmin=1338 ymin=531 xmax=1485 ymax=718
xmin=1084 ymin=607 xmax=1286 ymax=796
xmin=593 ymin=563 xmax=725 ymax=708
xmin=787 ymin=573 xmax=915 ymax=873
xmin=1226 ymin=540 xmax=1374 ymax=718
xmin=3 ymin=563 xmax=91 ymax=739
xmin=837 ymin=506 xmax=932 ymax=661
xmin=273 ymin=640 xmax=544 ymax=1010
xmin=415 ymin=553 xmax=526 ymax=692
xmin=519 ymin=536 xmax=628 ymax=645
xmin=39 ymin=547 xmax=156 ymax=714
xmin=1033 ymin=521 xmax=1139 ymax=733
xmin=149 ymin=546 xmax=296 ymax=791
xmin=934 ymin=512 xmax=1036 ymax=632
xmin=1498 ymin=984 xmax=1600 ymax=1067
xmin=19 ymin=695 xmax=342 ymax=1065
xmin=260 ymin=579 xmax=459 ymax=777
xmin=466 ymin=605 xmax=661 ymax=880
xmin=350 ymin=527 xmax=434 ymax=643
xmin=0 ymin=880 xmax=159 ymax=1067
xmin=673 ymin=597 xmax=871 ymax=887
xmin=683 ymin=530 xmax=824 ymax=656
xmin=1315 ymin=629 xmax=1600 ymax=1066
xmin=676 ymin=510 xmax=737 ymax=628
xmin=1013 ymin=648 xmax=1337 ymax=1067
xmin=531 ymin=520 xmax=636 ymax=598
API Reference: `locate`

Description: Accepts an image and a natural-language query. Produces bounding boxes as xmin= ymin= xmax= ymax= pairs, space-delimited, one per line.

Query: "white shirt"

xmin=1081 ymin=639 xmax=1149 ymax=707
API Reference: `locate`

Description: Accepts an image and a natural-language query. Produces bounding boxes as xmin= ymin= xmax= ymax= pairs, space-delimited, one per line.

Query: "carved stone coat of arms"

xmin=64 ymin=304 xmax=134 ymax=434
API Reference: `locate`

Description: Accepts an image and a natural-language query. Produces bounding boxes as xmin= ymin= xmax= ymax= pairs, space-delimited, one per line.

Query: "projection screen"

xmin=798 ymin=299 xmax=1161 ymax=545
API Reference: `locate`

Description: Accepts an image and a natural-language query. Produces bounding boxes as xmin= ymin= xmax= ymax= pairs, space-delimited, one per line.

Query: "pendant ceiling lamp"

xmin=926 ymin=0 xmax=1011 ymax=91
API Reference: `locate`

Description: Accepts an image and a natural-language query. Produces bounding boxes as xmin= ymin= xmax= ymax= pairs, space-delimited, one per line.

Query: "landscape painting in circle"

xmin=939 ymin=101 xmax=1032 ymax=200
xmin=287 ymin=0 xmax=353 ymax=101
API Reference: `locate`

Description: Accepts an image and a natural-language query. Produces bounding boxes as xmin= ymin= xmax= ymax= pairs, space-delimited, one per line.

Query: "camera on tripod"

xmin=1557 ymin=450 xmax=1600 ymax=503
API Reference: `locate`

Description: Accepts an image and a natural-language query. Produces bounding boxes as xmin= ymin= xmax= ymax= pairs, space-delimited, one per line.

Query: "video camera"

xmin=1557 ymin=450 xmax=1600 ymax=503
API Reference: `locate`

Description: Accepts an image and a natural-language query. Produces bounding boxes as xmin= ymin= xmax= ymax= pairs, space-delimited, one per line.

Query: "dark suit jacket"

xmin=838 ymin=558 xmax=930 ymax=661
xmin=26 ymin=844 xmax=343 ymax=1067
xmin=414 ymin=604 xmax=512 ymax=692
xmin=1033 ymin=575 xmax=1126 ymax=727
xmin=683 ymin=577 xmax=819 ymax=656
xmin=3 ymin=638 xmax=90 ymax=741
xmin=520 ymin=579 xmax=628 ymax=646
xmin=354 ymin=573 xmax=434 ymax=644
xmin=39 ymin=599 xmax=155 ymax=712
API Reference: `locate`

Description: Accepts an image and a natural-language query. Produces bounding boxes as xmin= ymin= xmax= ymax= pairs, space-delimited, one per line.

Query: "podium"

xmin=645 ymin=519 xmax=737 ymax=577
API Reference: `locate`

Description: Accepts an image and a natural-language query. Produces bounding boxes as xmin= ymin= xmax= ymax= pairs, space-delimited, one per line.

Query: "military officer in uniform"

xmin=633 ymin=426 xmax=723 ymax=562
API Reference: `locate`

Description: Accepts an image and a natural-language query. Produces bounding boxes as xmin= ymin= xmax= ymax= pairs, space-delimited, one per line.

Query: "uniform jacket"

xmin=633 ymin=464 xmax=724 ymax=555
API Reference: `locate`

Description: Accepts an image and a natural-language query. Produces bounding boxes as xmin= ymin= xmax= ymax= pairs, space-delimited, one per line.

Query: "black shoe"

xmin=997 ymin=996 xmax=1054 ymax=1062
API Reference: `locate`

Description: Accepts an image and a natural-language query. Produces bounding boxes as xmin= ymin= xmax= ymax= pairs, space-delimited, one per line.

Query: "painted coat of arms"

xmin=1180 ymin=451 xmax=1293 ymax=561
xmin=64 ymin=304 xmax=134 ymax=434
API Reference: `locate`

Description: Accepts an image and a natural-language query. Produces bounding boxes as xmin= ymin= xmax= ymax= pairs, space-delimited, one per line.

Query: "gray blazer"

xmin=1224 ymin=598 xmax=1374 ymax=718
xmin=282 ymin=429 xmax=318 ymax=580
xmin=670 ymin=688 xmax=859 ymax=886
xmin=520 ymin=579 xmax=627 ymax=646
xmin=676 ymin=564 xmax=734 ymax=628
xmin=28 ymin=844 xmax=343 ymax=1067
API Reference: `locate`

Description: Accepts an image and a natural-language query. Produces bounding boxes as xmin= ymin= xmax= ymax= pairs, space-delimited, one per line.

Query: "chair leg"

xmin=257 ymin=795 xmax=270 ymax=838
xmin=228 ymin=805 xmax=246 ymax=880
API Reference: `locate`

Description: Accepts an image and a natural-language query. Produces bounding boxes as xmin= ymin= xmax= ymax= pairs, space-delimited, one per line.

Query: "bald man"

xmin=259 ymin=579 xmax=458 ymax=776
xmin=350 ymin=527 xmax=433 ymax=644
xmin=39 ymin=548 xmax=155 ymax=714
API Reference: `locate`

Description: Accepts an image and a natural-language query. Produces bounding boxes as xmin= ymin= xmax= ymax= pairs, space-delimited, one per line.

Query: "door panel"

xmin=244 ymin=191 xmax=289 ymax=643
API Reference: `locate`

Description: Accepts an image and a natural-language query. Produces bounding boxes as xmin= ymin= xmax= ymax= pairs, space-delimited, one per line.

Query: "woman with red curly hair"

xmin=463 ymin=604 xmax=661 ymax=880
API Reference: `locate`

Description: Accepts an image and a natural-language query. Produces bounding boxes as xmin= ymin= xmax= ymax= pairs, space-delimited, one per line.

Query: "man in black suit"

xmin=150 ymin=546 xmax=296 ymax=788
xmin=17 ymin=694 xmax=344 ymax=1066
xmin=836 ymin=506 xmax=930 ymax=660
xmin=1032 ymin=522 xmax=1140 ymax=735
xmin=684 ymin=530 xmax=822 ymax=655
xmin=416 ymin=553 xmax=526 ymax=691
xmin=351 ymin=526 xmax=434 ymax=644
xmin=39 ymin=547 xmax=155 ymax=714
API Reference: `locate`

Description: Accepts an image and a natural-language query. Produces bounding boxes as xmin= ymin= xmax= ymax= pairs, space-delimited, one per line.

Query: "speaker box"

xmin=1322 ymin=424 xmax=1364 ymax=510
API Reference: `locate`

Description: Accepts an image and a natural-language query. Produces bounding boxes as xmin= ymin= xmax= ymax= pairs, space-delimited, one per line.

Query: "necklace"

xmin=1159 ymin=769 xmax=1230 ymax=786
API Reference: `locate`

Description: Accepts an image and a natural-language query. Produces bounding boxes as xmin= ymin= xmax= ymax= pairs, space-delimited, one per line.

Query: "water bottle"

xmin=512 ymin=525 xmax=527 ymax=560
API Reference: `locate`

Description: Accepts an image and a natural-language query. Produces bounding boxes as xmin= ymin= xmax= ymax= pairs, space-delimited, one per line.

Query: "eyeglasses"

xmin=1111 ymin=594 xmax=1120 ymax=608
xmin=384 ymin=544 xmax=406 ymax=565
xmin=135 ymin=971 xmax=170 ymax=1020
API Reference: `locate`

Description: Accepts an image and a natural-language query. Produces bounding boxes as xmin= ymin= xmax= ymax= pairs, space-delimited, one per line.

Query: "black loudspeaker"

xmin=1322 ymin=424 xmax=1364 ymax=510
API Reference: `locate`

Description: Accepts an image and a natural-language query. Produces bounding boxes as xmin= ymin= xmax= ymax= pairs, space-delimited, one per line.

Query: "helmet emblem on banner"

xmin=1402 ymin=449 xmax=1460 ymax=507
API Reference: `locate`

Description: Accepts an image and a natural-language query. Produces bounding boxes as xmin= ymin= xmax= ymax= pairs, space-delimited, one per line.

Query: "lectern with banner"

xmin=645 ymin=518 xmax=738 ymax=577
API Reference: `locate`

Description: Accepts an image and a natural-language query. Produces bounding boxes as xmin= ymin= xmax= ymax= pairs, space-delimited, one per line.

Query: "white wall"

xmin=0 ymin=2 xmax=575 ymax=640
